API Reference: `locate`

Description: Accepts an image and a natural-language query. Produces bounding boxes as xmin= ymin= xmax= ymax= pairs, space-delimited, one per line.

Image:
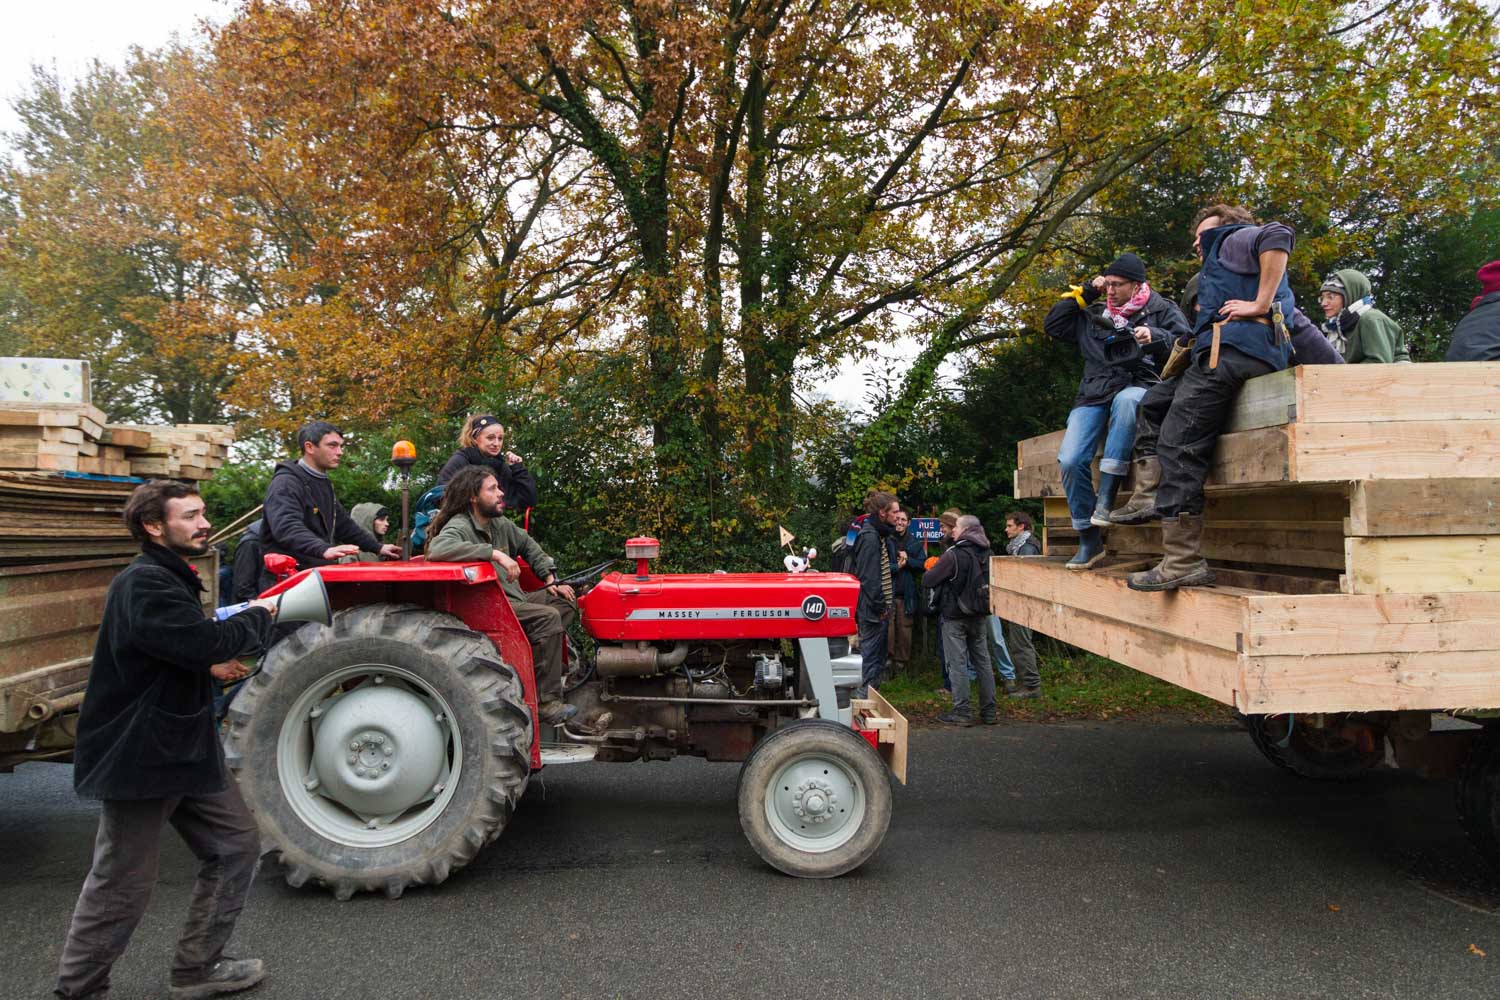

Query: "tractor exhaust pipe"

xmin=595 ymin=641 xmax=690 ymax=677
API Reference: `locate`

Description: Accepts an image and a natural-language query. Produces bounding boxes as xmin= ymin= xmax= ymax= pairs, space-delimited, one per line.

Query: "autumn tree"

xmin=0 ymin=51 xmax=251 ymax=423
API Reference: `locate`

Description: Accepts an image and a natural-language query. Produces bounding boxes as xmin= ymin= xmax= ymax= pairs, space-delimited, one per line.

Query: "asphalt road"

xmin=4 ymin=720 xmax=1498 ymax=999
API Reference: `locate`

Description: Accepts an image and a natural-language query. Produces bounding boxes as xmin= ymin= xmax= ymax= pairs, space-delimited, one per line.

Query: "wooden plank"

xmin=100 ymin=426 xmax=153 ymax=450
xmin=1245 ymin=591 xmax=1500 ymax=656
xmin=1106 ymin=523 xmax=1346 ymax=571
xmin=1224 ymin=368 xmax=1296 ymax=432
xmin=1344 ymin=535 xmax=1500 ymax=594
xmin=992 ymin=556 xmax=1250 ymax=654
xmin=1294 ymin=362 xmax=1500 ymax=424
xmin=1017 ymin=429 xmax=1068 ymax=470
xmin=1347 ymin=479 xmax=1500 ymax=537
xmin=1240 ymin=650 xmax=1500 ymax=714
xmin=1015 ymin=425 xmax=1291 ymax=497
xmin=991 ymin=582 xmax=1243 ymax=706
xmin=1292 ymin=420 xmax=1500 ymax=481
xmin=852 ymin=687 xmax=907 ymax=784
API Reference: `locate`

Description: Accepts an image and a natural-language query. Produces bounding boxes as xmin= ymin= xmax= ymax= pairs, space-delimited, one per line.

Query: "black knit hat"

xmin=1103 ymin=252 xmax=1147 ymax=284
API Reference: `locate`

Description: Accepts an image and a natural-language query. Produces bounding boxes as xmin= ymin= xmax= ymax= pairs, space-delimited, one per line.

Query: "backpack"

xmin=409 ymin=484 xmax=445 ymax=552
xmin=952 ymin=545 xmax=990 ymax=618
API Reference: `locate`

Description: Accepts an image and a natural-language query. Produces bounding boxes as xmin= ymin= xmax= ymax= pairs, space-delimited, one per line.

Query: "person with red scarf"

xmin=1043 ymin=253 xmax=1191 ymax=569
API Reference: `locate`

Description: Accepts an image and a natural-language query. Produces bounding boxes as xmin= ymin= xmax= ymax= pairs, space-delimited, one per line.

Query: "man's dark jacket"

xmin=436 ymin=448 xmax=540 ymax=511
xmin=850 ymin=517 xmax=894 ymax=624
xmin=229 ymin=519 xmax=264 ymax=603
xmin=73 ymin=543 xmax=273 ymax=800
xmin=921 ymin=523 xmax=993 ymax=619
xmin=1447 ymin=291 xmax=1500 ymax=362
xmin=261 ymin=460 xmax=381 ymax=577
xmin=1044 ymin=284 xmax=1191 ymax=407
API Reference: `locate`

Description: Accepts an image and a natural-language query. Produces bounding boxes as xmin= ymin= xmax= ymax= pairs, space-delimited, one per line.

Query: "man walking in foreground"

xmin=57 ymin=480 xmax=278 ymax=999
xmin=924 ymin=514 xmax=998 ymax=726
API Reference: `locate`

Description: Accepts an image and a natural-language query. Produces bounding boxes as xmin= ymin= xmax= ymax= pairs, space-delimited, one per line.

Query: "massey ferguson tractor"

xmin=223 ymin=536 xmax=906 ymax=899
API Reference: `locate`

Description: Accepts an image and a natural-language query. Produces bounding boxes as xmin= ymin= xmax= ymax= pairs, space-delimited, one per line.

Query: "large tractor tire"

xmin=1239 ymin=712 xmax=1384 ymax=781
xmin=223 ymin=604 xmax=532 ymax=899
xmin=1457 ymin=725 xmax=1500 ymax=870
xmin=737 ymin=719 xmax=892 ymax=878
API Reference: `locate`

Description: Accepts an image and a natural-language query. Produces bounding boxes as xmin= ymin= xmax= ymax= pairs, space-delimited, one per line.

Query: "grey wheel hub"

xmin=278 ymin=666 xmax=461 ymax=849
xmin=764 ymin=754 xmax=865 ymax=853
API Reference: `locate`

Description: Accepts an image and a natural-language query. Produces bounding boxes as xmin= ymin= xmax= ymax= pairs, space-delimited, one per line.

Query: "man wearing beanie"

xmin=1043 ymin=251 xmax=1190 ymax=569
xmin=1317 ymin=269 xmax=1410 ymax=363
xmin=1446 ymin=260 xmax=1500 ymax=362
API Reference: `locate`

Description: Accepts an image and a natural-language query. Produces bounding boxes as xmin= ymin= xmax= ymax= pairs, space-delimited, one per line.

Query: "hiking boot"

xmin=1109 ymin=456 xmax=1163 ymax=525
xmin=937 ymin=710 xmax=975 ymax=727
xmin=1065 ymin=526 xmax=1106 ymax=571
xmin=1010 ymin=686 xmax=1041 ymax=700
xmin=978 ymin=713 xmax=999 ymax=725
xmin=168 ymin=958 xmax=266 ymax=999
xmin=539 ymin=701 xmax=579 ymax=725
xmin=1128 ymin=513 xmax=1216 ymax=592
xmin=1001 ymin=678 xmax=1018 ymax=696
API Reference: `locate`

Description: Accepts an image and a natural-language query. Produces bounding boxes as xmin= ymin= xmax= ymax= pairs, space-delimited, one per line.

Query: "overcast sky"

xmin=0 ymin=0 xmax=933 ymax=412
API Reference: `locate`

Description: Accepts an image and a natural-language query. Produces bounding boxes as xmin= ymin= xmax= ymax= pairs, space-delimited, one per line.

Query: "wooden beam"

xmin=1244 ymin=591 xmax=1500 ymax=656
xmin=1240 ymin=650 xmax=1500 ymax=714
xmin=1106 ymin=523 xmax=1346 ymax=571
xmin=1224 ymin=368 xmax=1296 ymax=432
xmin=1292 ymin=420 xmax=1500 ymax=481
xmin=1344 ymin=535 xmax=1500 ymax=594
xmin=991 ymin=580 xmax=1243 ymax=705
xmin=1347 ymin=479 xmax=1500 ymax=537
xmin=992 ymin=556 xmax=1250 ymax=653
xmin=1294 ymin=362 xmax=1500 ymax=424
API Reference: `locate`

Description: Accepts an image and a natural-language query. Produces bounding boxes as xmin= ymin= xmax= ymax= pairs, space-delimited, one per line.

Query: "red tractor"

xmin=223 ymin=537 xmax=906 ymax=899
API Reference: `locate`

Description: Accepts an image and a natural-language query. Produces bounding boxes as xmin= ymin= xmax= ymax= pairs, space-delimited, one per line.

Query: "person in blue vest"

xmin=1044 ymin=253 xmax=1190 ymax=570
xmin=1128 ymin=213 xmax=1297 ymax=591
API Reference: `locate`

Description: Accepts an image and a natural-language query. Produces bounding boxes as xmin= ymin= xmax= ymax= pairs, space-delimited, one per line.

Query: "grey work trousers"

xmin=1006 ymin=619 xmax=1041 ymax=689
xmin=55 ymin=774 xmax=261 ymax=998
xmin=943 ymin=615 xmax=996 ymax=718
xmin=508 ymin=588 xmax=578 ymax=702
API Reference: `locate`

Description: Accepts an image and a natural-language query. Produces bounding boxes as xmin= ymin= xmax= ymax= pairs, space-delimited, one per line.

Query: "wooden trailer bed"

xmin=992 ymin=362 xmax=1500 ymax=716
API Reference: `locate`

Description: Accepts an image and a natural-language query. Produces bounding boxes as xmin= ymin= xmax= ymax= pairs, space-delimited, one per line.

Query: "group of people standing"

xmin=844 ymin=493 xmax=1042 ymax=726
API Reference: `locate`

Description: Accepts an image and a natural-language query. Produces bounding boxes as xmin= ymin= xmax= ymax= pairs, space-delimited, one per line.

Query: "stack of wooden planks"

xmin=994 ymin=362 xmax=1500 ymax=714
xmin=0 ymin=404 xmax=232 ymax=480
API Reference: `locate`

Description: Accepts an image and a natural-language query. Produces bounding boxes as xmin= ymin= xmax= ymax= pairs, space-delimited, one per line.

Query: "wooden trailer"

xmin=992 ymin=362 xmax=1500 ymax=864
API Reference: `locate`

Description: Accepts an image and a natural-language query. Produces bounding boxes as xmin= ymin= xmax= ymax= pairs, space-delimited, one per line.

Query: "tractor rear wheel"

xmin=1239 ymin=712 xmax=1384 ymax=781
xmin=737 ymin=719 xmax=891 ymax=878
xmin=1457 ymin=725 xmax=1500 ymax=870
xmin=223 ymin=604 xmax=532 ymax=899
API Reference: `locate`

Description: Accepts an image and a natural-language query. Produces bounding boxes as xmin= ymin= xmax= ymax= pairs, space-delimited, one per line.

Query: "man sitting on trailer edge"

xmin=425 ymin=465 xmax=579 ymax=725
xmin=1126 ymin=211 xmax=1298 ymax=592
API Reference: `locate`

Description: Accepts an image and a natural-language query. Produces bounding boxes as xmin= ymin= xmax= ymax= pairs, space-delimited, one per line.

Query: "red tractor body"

xmin=234 ymin=544 xmax=903 ymax=899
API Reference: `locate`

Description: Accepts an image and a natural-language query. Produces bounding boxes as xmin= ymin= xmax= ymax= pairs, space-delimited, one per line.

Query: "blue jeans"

xmin=989 ymin=616 xmax=1016 ymax=681
xmin=1058 ymin=386 xmax=1147 ymax=529
xmin=858 ymin=617 xmax=889 ymax=690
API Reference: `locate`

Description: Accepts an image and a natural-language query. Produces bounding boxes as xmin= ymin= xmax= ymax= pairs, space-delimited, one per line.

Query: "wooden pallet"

xmin=0 ymin=403 xmax=233 ymax=482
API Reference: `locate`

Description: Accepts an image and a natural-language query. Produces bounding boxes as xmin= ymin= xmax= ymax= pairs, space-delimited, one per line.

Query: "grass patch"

xmin=875 ymin=645 xmax=1231 ymax=725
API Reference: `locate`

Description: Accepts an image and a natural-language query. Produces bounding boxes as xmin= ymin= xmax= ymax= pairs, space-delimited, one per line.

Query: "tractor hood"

xmin=580 ymin=571 xmax=859 ymax=642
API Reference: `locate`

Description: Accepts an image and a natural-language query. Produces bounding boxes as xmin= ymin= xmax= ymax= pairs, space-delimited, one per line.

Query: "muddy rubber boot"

xmin=1089 ymin=472 xmax=1124 ymax=528
xmin=1108 ymin=456 xmax=1163 ymax=525
xmin=1066 ymin=526 xmax=1107 ymax=571
xmin=1127 ymin=513 xmax=1216 ymax=591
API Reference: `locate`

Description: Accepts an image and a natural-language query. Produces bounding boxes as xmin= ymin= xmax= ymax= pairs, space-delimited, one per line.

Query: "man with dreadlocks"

xmin=425 ymin=466 xmax=579 ymax=725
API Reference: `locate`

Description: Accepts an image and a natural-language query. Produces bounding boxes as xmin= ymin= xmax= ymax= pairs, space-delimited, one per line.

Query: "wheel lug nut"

xmin=347 ymin=754 xmax=357 ymax=765
xmin=350 ymin=741 xmax=361 ymax=751
xmin=381 ymin=761 xmax=391 ymax=771
xmin=383 ymin=745 xmax=394 ymax=756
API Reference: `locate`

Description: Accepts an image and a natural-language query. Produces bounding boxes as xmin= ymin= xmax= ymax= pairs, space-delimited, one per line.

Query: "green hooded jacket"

xmin=348 ymin=502 xmax=388 ymax=563
xmin=1330 ymin=268 xmax=1410 ymax=364
xmin=426 ymin=510 xmax=556 ymax=601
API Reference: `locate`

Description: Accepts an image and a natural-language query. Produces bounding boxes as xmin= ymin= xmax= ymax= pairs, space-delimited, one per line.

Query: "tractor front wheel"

xmin=223 ymin=604 xmax=532 ymax=899
xmin=737 ymin=719 xmax=891 ymax=878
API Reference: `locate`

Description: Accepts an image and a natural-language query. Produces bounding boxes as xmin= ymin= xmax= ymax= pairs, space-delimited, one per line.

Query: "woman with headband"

xmin=436 ymin=414 xmax=540 ymax=512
